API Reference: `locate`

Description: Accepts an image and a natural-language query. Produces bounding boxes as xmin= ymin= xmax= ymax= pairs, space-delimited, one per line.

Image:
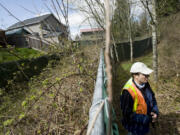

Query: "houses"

xmin=80 ymin=28 xmax=104 ymax=42
xmin=0 ymin=29 xmax=6 ymax=48
xmin=6 ymin=14 xmax=68 ymax=50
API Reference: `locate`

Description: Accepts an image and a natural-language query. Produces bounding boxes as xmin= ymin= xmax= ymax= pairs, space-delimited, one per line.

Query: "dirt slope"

xmin=113 ymin=12 xmax=180 ymax=135
xmin=1 ymin=44 xmax=102 ymax=134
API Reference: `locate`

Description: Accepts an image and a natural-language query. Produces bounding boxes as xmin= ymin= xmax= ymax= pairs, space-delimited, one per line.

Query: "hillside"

xmin=0 ymin=11 xmax=179 ymax=135
xmin=114 ymin=12 xmax=180 ymax=135
xmin=156 ymin=11 xmax=180 ymax=135
xmin=0 ymin=48 xmax=45 ymax=63
xmin=0 ymin=44 xmax=102 ymax=134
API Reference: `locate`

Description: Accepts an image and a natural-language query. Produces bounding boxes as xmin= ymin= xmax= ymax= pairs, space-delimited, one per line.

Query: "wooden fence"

xmin=26 ymin=36 xmax=51 ymax=52
xmin=0 ymin=30 xmax=6 ymax=47
xmin=6 ymin=34 xmax=51 ymax=52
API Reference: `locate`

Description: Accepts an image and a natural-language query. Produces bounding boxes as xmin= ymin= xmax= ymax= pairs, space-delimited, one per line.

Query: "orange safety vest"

xmin=122 ymin=78 xmax=147 ymax=114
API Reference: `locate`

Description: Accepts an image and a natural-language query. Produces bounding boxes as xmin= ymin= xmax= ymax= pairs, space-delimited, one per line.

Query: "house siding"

xmin=45 ymin=36 xmax=59 ymax=43
xmin=44 ymin=15 xmax=66 ymax=33
xmin=26 ymin=23 xmax=60 ymax=43
xmin=81 ymin=31 xmax=104 ymax=41
xmin=6 ymin=14 xmax=68 ymax=49
xmin=41 ymin=16 xmax=67 ymax=44
xmin=27 ymin=24 xmax=42 ymax=37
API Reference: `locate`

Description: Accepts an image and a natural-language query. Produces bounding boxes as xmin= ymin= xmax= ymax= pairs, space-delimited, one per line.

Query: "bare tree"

xmin=140 ymin=0 xmax=158 ymax=83
xmin=72 ymin=0 xmax=106 ymax=29
xmin=70 ymin=0 xmax=120 ymax=62
xmin=48 ymin=0 xmax=70 ymax=39
xmin=127 ymin=0 xmax=134 ymax=62
xmin=111 ymin=0 xmax=136 ymax=62
xmin=151 ymin=0 xmax=158 ymax=83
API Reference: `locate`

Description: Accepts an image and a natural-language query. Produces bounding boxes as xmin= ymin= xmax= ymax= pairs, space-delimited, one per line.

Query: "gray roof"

xmin=7 ymin=14 xmax=52 ymax=30
xmin=5 ymin=28 xmax=30 ymax=36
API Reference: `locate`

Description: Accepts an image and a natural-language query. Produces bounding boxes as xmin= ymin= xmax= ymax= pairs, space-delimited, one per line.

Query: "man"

xmin=120 ymin=62 xmax=159 ymax=135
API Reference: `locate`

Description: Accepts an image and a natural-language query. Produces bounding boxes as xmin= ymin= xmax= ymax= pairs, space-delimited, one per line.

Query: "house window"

xmin=42 ymin=24 xmax=51 ymax=31
xmin=43 ymin=33 xmax=47 ymax=38
xmin=42 ymin=25 xmax=48 ymax=30
xmin=32 ymin=32 xmax=39 ymax=37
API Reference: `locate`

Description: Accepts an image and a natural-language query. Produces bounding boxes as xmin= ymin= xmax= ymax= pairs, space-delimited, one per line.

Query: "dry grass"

xmin=155 ymin=12 xmax=180 ymax=134
xmin=158 ymin=12 xmax=180 ymax=81
xmin=114 ymin=12 xmax=180 ymax=133
xmin=1 ymin=44 xmax=102 ymax=134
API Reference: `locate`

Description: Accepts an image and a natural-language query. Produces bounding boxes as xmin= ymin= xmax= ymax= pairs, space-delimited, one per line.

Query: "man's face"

xmin=134 ymin=73 xmax=149 ymax=84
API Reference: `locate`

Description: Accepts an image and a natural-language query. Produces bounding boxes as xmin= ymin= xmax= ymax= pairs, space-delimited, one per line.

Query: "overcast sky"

xmin=0 ymin=0 xmax=144 ymax=39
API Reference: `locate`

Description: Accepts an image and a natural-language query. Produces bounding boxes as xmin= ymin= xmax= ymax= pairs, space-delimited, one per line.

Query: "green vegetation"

xmin=114 ymin=51 xmax=180 ymax=134
xmin=114 ymin=11 xmax=180 ymax=135
xmin=113 ymin=53 xmax=153 ymax=135
xmin=0 ymin=48 xmax=45 ymax=63
xmin=121 ymin=52 xmax=152 ymax=72
xmin=157 ymin=0 xmax=180 ymax=17
xmin=0 ymin=2 xmax=179 ymax=133
xmin=0 ymin=44 xmax=101 ymax=134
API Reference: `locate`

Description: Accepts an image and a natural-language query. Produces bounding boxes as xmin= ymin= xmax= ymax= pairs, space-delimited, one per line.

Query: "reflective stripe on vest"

xmin=122 ymin=78 xmax=147 ymax=114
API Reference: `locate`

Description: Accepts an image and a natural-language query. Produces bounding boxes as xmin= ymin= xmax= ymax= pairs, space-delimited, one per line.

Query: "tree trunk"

xmin=128 ymin=1 xmax=133 ymax=62
xmin=111 ymin=34 xmax=119 ymax=62
xmin=152 ymin=0 xmax=158 ymax=82
xmin=129 ymin=27 xmax=133 ymax=62
xmin=105 ymin=0 xmax=112 ymax=134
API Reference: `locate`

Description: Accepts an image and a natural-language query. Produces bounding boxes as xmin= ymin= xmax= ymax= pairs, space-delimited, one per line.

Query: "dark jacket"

xmin=120 ymin=79 xmax=159 ymax=135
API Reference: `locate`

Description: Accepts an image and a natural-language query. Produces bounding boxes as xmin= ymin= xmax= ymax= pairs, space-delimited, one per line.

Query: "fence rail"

xmin=87 ymin=49 xmax=119 ymax=135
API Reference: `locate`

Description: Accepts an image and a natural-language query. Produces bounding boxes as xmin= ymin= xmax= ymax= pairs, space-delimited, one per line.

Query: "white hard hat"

xmin=130 ymin=62 xmax=153 ymax=75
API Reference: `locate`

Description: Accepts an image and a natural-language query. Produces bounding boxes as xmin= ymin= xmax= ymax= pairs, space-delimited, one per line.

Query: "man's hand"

xmin=151 ymin=112 xmax=157 ymax=122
